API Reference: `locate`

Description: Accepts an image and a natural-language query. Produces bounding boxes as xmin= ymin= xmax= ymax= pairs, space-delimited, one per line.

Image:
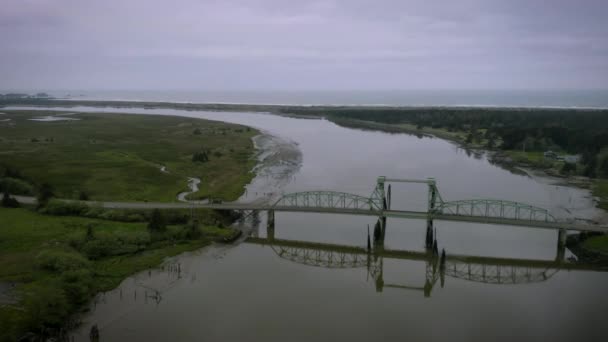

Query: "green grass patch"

xmin=0 ymin=110 xmax=257 ymax=202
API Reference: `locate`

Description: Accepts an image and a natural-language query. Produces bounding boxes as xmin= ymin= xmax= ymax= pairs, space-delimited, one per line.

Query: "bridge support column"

xmin=425 ymin=218 xmax=434 ymax=249
xmin=556 ymin=229 xmax=567 ymax=262
xmin=267 ymin=210 xmax=275 ymax=241
xmin=373 ymin=218 xmax=385 ymax=248
xmin=374 ymin=258 xmax=384 ymax=293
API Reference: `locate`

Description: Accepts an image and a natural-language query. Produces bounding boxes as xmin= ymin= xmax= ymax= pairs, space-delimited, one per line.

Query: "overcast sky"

xmin=1 ymin=0 xmax=607 ymax=91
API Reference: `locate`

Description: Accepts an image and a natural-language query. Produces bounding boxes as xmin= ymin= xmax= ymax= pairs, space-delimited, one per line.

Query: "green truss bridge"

xmin=22 ymin=176 xmax=604 ymax=244
xmin=87 ymin=176 xmax=608 ymax=235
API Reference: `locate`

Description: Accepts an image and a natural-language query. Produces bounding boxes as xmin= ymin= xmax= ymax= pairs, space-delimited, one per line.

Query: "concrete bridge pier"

xmin=425 ymin=218 xmax=434 ymax=249
xmin=374 ymin=258 xmax=385 ymax=293
xmin=267 ymin=210 xmax=275 ymax=241
xmin=556 ymin=229 xmax=567 ymax=262
xmin=373 ymin=218 xmax=385 ymax=248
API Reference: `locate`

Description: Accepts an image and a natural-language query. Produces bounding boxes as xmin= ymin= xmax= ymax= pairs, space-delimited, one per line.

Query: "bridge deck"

xmin=14 ymin=196 xmax=608 ymax=232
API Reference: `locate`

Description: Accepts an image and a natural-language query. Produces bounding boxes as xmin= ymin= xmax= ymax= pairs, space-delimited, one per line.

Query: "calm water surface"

xmin=7 ymin=106 xmax=608 ymax=341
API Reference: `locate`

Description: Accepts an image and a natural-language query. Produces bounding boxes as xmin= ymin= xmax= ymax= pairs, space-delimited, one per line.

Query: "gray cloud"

xmin=1 ymin=0 xmax=607 ymax=90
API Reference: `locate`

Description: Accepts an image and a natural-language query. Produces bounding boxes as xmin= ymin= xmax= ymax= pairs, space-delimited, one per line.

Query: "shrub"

xmin=81 ymin=232 xmax=149 ymax=260
xmin=78 ymin=191 xmax=89 ymax=201
xmin=561 ymin=162 xmax=577 ymax=175
xmin=24 ymin=284 xmax=70 ymax=329
xmin=1 ymin=191 xmax=20 ymax=208
xmin=148 ymin=209 xmax=167 ymax=233
xmin=182 ymin=219 xmax=202 ymax=240
xmin=36 ymin=183 xmax=54 ymax=208
xmin=61 ymin=269 xmax=94 ymax=305
xmin=0 ymin=177 xmax=34 ymax=195
xmin=40 ymin=199 xmax=88 ymax=216
xmin=192 ymin=151 xmax=209 ymax=163
xmin=36 ymin=250 xmax=90 ymax=272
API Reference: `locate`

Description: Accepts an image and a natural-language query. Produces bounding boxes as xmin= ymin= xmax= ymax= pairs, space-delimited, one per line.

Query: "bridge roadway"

xmin=14 ymin=195 xmax=608 ymax=232
xmin=104 ymin=201 xmax=607 ymax=232
xmin=246 ymin=237 xmax=607 ymax=272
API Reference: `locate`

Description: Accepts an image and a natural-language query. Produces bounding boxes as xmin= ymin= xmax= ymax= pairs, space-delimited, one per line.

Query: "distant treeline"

xmin=281 ymin=106 xmax=608 ymax=177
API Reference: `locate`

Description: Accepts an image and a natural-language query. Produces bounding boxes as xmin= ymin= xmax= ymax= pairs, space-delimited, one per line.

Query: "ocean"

xmin=5 ymin=89 xmax=608 ymax=108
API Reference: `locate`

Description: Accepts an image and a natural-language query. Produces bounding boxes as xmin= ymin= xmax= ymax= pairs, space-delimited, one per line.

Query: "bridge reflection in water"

xmin=246 ymin=218 xmax=606 ymax=297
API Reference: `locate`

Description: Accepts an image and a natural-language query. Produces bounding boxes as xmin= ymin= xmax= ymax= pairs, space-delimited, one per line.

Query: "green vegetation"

xmin=581 ymin=234 xmax=608 ymax=255
xmin=0 ymin=110 xmax=257 ymax=202
xmin=593 ymin=179 xmax=608 ymax=210
xmin=0 ymin=109 xmax=255 ymax=340
xmin=0 ymin=207 xmax=239 ymax=341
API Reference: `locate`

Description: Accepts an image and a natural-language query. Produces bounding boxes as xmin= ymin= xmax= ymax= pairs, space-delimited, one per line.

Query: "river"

xmin=6 ymin=106 xmax=608 ymax=341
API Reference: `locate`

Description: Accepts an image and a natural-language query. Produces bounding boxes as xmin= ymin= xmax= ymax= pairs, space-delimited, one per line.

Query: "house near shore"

xmin=543 ymin=151 xmax=581 ymax=164
xmin=543 ymin=151 xmax=558 ymax=159
xmin=563 ymin=155 xmax=581 ymax=164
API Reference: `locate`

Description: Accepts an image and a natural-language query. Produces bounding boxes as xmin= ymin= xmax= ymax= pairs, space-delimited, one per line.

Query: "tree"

xmin=37 ymin=183 xmax=54 ymax=208
xmin=193 ymin=128 xmax=202 ymax=135
xmin=148 ymin=209 xmax=167 ymax=233
xmin=78 ymin=191 xmax=89 ymax=201
xmin=1 ymin=191 xmax=19 ymax=208
xmin=560 ymin=162 xmax=576 ymax=175
xmin=0 ymin=191 xmax=19 ymax=208
xmin=192 ymin=151 xmax=209 ymax=163
xmin=85 ymin=224 xmax=95 ymax=241
xmin=183 ymin=219 xmax=201 ymax=239
xmin=583 ymin=154 xmax=598 ymax=178
xmin=465 ymin=132 xmax=474 ymax=144
xmin=597 ymin=148 xmax=608 ymax=178
xmin=486 ymin=136 xmax=495 ymax=149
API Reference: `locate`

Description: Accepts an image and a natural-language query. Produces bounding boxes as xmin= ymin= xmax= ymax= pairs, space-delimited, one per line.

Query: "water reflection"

xmin=246 ymin=234 xmax=605 ymax=298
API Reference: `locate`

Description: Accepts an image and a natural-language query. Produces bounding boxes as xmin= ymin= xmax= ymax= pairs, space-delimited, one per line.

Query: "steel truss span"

xmin=271 ymin=245 xmax=372 ymax=269
xmin=266 ymin=244 xmax=559 ymax=285
xmin=273 ymin=191 xmax=380 ymax=211
xmin=436 ymin=199 xmax=556 ymax=223
xmin=443 ymin=263 xmax=558 ymax=284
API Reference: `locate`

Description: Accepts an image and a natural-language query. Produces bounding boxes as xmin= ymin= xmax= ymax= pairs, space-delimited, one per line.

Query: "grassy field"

xmin=0 ymin=207 xmax=237 ymax=341
xmin=0 ymin=110 xmax=257 ymax=202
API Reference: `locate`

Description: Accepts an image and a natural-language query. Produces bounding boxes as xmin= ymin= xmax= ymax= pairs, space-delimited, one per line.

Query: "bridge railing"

xmin=435 ymin=199 xmax=556 ymax=223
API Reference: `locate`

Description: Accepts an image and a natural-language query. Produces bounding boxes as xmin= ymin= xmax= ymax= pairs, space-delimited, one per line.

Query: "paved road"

xmin=12 ymin=195 xmax=608 ymax=232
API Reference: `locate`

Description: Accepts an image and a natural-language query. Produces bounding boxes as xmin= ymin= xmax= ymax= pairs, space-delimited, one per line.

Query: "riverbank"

xmin=0 ymin=206 xmax=242 ymax=342
xmin=315 ymin=116 xmax=608 ymax=216
xmin=0 ymin=109 xmax=263 ymax=341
